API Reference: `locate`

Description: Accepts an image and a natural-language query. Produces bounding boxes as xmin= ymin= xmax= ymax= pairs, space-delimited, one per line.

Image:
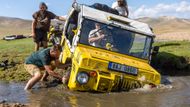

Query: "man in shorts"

xmin=24 ymin=46 xmax=66 ymax=90
xmin=32 ymin=2 xmax=65 ymax=51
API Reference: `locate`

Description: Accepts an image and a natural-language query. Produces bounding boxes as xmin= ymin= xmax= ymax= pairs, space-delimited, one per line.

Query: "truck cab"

xmin=60 ymin=3 xmax=161 ymax=92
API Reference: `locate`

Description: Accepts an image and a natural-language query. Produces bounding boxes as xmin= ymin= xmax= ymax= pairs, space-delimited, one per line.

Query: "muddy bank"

xmin=0 ymin=38 xmax=33 ymax=81
xmin=0 ymin=53 xmax=30 ymax=81
xmin=151 ymin=52 xmax=190 ymax=75
xmin=0 ymin=52 xmax=65 ymax=82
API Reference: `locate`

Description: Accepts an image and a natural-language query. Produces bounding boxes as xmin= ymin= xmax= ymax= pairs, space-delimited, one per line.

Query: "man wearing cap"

xmin=32 ymin=2 xmax=66 ymax=51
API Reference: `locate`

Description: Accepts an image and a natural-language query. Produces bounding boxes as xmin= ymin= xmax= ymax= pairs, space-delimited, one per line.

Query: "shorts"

xmin=33 ymin=28 xmax=48 ymax=43
xmin=24 ymin=64 xmax=43 ymax=76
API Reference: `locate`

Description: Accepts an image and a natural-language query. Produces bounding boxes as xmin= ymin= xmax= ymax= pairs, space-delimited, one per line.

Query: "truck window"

xmin=65 ymin=11 xmax=79 ymax=45
xmin=79 ymin=19 xmax=152 ymax=59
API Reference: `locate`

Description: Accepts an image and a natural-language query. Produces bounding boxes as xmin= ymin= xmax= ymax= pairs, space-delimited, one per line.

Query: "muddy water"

xmin=0 ymin=76 xmax=190 ymax=107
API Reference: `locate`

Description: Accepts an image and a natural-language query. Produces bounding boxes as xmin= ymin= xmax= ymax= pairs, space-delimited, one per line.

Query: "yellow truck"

xmin=60 ymin=3 xmax=161 ymax=92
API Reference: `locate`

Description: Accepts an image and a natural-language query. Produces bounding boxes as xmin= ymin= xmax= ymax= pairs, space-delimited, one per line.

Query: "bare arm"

xmin=54 ymin=59 xmax=60 ymax=67
xmin=44 ymin=65 xmax=62 ymax=80
xmin=32 ymin=20 xmax=37 ymax=37
xmin=89 ymin=36 xmax=103 ymax=43
xmin=125 ymin=6 xmax=129 ymax=17
xmin=88 ymin=32 xmax=105 ymax=43
xmin=55 ymin=16 xmax=66 ymax=21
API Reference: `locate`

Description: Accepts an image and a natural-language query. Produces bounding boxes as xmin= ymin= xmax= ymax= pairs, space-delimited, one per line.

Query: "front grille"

xmin=97 ymin=78 xmax=111 ymax=92
xmin=112 ymin=76 xmax=143 ymax=91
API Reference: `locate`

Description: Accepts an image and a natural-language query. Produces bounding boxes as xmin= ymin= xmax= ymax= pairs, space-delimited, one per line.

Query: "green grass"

xmin=154 ymin=41 xmax=190 ymax=57
xmin=0 ymin=38 xmax=34 ymax=81
xmin=0 ymin=38 xmax=34 ymax=53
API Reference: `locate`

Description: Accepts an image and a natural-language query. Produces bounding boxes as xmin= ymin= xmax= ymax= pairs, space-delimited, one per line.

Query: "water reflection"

xmin=0 ymin=81 xmax=28 ymax=103
xmin=0 ymin=76 xmax=190 ymax=107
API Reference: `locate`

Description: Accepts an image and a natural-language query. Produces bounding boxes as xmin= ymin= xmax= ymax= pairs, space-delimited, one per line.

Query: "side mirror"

xmin=152 ymin=46 xmax=159 ymax=56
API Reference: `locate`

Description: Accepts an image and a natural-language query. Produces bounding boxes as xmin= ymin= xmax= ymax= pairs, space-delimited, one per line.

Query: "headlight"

xmin=76 ymin=72 xmax=89 ymax=84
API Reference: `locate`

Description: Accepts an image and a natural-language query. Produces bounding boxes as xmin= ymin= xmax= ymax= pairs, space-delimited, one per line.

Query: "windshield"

xmin=79 ymin=19 xmax=153 ymax=59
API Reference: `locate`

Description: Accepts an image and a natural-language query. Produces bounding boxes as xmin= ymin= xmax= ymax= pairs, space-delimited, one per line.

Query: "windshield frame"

xmin=78 ymin=18 xmax=154 ymax=60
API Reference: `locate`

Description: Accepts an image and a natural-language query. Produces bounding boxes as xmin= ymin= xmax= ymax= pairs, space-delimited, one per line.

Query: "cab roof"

xmin=81 ymin=5 xmax=155 ymax=37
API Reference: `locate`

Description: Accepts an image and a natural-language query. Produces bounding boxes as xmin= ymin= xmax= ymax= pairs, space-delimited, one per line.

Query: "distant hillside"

xmin=0 ymin=16 xmax=190 ymax=41
xmin=137 ymin=16 xmax=190 ymax=41
xmin=0 ymin=16 xmax=65 ymax=39
xmin=137 ymin=16 xmax=190 ymax=34
xmin=0 ymin=16 xmax=31 ymax=38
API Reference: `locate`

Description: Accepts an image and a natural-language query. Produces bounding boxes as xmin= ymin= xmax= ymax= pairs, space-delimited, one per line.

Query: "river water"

xmin=0 ymin=76 xmax=190 ymax=107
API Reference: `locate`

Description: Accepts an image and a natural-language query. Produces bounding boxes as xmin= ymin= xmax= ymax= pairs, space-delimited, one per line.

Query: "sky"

xmin=0 ymin=0 xmax=190 ymax=19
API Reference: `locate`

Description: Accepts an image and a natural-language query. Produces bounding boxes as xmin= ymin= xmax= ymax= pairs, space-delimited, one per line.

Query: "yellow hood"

xmin=78 ymin=46 xmax=155 ymax=72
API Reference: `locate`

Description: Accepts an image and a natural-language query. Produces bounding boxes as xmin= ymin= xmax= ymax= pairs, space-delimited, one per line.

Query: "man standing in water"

xmin=24 ymin=46 xmax=65 ymax=90
xmin=32 ymin=2 xmax=65 ymax=51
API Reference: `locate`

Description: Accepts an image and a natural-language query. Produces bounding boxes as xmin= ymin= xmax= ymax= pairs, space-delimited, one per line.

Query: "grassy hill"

xmin=137 ymin=16 xmax=190 ymax=41
xmin=0 ymin=16 xmax=31 ymax=39
xmin=0 ymin=16 xmax=64 ymax=39
xmin=1 ymin=16 xmax=190 ymax=41
xmin=137 ymin=16 xmax=190 ymax=34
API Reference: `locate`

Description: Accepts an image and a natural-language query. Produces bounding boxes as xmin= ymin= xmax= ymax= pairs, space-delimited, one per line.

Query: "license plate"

xmin=108 ymin=62 xmax=138 ymax=75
